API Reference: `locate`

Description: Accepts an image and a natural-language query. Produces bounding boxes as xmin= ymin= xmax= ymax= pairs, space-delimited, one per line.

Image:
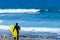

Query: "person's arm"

xmin=18 ymin=26 xmax=20 ymax=30
xmin=13 ymin=26 xmax=16 ymax=32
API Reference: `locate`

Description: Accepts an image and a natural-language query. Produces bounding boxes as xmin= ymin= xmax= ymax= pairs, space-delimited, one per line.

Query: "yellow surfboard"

xmin=10 ymin=24 xmax=17 ymax=37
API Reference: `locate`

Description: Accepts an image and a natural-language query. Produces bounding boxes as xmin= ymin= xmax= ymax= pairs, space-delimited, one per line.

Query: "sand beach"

xmin=0 ymin=34 xmax=56 ymax=40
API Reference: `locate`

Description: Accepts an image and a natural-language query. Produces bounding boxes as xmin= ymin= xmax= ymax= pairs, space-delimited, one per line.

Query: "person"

xmin=13 ymin=23 xmax=20 ymax=40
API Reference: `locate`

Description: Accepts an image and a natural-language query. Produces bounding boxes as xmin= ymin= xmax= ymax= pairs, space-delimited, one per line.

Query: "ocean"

xmin=0 ymin=0 xmax=60 ymax=37
xmin=0 ymin=12 xmax=60 ymax=27
xmin=0 ymin=10 xmax=60 ymax=36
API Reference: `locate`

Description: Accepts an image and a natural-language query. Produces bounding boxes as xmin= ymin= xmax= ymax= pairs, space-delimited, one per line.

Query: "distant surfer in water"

xmin=13 ymin=23 xmax=20 ymax=40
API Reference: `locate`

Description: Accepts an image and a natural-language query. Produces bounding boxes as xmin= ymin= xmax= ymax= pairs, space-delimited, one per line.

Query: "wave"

xmin=0 ymin=20 xmax=3 ymax=23
xmin=21 ymin=27 xmax=60 ymax=33
xmin=0 ymin=25 xmax=60 ymax=34
xmin=0 ymin=9 xmax=60 ymax=13
xmin=40 ymin=9 xmax=60 ymax=12
xmin=0 ymin=25 xmax=9 ymax=30
xmin=0 ymin=9 xmax=40 ymax=13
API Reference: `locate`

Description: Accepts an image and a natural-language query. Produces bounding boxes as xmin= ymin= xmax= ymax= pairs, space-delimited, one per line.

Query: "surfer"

xmin=13 ymin=23 xmax=20 ymax=40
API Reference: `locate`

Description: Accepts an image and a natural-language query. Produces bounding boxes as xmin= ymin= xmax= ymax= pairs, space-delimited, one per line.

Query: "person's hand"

xmin=13 ymin=29 xmax=14 ymax=32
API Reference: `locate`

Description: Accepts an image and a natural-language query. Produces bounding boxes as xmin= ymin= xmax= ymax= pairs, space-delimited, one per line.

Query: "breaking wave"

xmin=0 ymin=9 xmax=40 ymax=13
xmin=0 ymin=25 xmax=60 ymax=34
xmin=0 ymin=20 xmax=3 ymax=23
xmin=0 ymin=9 xmax=60 ymax=13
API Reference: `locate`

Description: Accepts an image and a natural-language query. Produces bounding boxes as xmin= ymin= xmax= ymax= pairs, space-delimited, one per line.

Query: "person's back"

xmin=15 ymin=23 xmax=20 ymax=33
xmin=13 ymin=23 xmax=20 ymax=40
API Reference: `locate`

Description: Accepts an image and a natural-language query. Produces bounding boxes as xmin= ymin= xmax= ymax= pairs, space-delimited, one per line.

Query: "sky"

xmin=0 ymin=0 xmax=60 ymax=9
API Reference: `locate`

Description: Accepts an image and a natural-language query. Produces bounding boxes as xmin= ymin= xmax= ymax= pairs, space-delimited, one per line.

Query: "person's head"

xmin=16 ymin=23 xmax=18 ymax=26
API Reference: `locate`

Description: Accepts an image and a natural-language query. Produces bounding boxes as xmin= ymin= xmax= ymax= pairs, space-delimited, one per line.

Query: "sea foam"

xmin=0 ymin=9 xmax=40 ymax=13
xmin=0 ymin=25 xmax=60 ymax=34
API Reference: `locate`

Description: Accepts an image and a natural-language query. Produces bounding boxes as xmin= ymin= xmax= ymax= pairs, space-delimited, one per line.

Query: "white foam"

xmin=0 ymin=25 xmax=60 ymax=34
xmin=21 ymin=27 xmax=60 ymax=33
xmin=0 ymin=9 xmax=40 ymax=13
xmin=0 ymin=25 xmax=9 ymax=30
xmin=0 ymin=20 xmax=3 ymax=23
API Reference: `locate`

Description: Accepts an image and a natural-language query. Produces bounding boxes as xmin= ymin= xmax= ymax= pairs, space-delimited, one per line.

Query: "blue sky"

xmin=0 ymin=0 xmax=60 ymax=9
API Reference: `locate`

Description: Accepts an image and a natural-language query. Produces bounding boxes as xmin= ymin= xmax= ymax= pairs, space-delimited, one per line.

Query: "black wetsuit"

xmin=13 ymin=23 xmax=20 ymax=40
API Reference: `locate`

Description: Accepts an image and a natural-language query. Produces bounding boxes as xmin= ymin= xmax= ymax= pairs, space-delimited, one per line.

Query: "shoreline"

xmin=0 ymin=34 xmax=57 ymax=40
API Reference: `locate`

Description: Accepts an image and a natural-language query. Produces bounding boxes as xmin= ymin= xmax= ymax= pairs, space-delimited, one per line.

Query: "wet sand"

xmin=0 ymin=34 xmax=56 ymax=40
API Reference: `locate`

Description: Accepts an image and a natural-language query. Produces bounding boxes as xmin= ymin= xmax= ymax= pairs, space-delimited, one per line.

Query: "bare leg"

xmin=17 ymin=33 xmax=19 ymax=40
xmin=14 ymin=37 xmax=16 ymax=40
